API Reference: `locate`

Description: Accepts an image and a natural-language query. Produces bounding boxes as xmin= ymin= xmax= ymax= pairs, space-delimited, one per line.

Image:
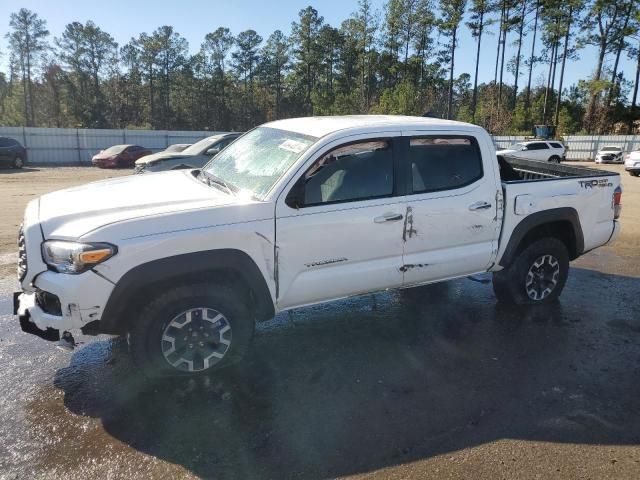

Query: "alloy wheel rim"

xmin=15 ymin=157 xmax=23 ymax=168
xmin=525 ymin=254 xmax=560 ymax=301
xmin=161 ymin=307 xmax=232 ymax=372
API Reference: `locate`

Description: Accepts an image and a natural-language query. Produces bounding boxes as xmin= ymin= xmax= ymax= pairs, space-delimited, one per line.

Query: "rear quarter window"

xmin=549 ymin=142 xmax=563 ymax=149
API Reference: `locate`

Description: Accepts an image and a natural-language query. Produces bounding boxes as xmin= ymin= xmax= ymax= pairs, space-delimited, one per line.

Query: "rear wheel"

xmin=549 ymin=155 xmax=561 ymax=163
xmin=629 ymin=171 xmax=639 ymax=177
xmin=13 ymin=156 xmax=24 ymax=169
xmin=493 ymin=237 xmax=569 ymax=305
xmin=128 ymin=282 xmax=255 ymax=378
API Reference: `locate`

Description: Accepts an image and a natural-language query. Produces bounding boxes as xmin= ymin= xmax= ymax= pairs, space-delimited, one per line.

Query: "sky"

xmin=0 ymin=0 xmax=636 ymax=100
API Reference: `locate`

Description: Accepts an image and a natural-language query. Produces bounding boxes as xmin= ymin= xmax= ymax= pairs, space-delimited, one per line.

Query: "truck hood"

xmin=38 ymin=170 xmax=238 ymax=239
xmin=136 ymin=151 xmax=194 ymax=165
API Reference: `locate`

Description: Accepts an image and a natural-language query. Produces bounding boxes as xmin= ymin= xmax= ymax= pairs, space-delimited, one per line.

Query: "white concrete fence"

xmin=0 ymin=126 xmax=225 ymax=165
xmin=1 ymin=126 xmax=640 ymax=165
xmin=493 ymin=135 xmax=640 ymax=161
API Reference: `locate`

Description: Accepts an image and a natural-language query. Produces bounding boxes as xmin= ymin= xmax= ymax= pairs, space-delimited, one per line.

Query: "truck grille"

xmin=17 ymin=225 xmax=27 ymax=281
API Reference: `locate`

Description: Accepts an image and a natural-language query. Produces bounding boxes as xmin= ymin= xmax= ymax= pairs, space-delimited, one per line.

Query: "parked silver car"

xmin=134 ymin=133 xmax=241 ymax=173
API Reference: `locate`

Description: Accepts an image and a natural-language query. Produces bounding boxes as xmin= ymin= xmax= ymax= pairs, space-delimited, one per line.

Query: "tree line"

xmin=1 ymin=0 xmax=639 ymax=135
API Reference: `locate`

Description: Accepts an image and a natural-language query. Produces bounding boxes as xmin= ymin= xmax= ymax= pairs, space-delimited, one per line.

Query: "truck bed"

xmin=495 ymin=155 xmax=620 ymax=265
xmin=498 ymin=156 xmax=617 ymax=183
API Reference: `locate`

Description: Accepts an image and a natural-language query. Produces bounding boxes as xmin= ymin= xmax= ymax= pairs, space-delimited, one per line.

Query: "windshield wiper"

xmin=198 ymin=170 xmax=236 ymax=196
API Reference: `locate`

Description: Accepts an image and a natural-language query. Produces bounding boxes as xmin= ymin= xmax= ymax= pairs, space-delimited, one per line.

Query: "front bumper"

xmin=15 ymin=269 xmax=115 ymax=338
xmin=597 ymin=156 xmax=622 ymax=164
xmin=14 ymin=292 xmax=61 ymax=341
xmin=92 ymin=158 xmax=118 ymax=168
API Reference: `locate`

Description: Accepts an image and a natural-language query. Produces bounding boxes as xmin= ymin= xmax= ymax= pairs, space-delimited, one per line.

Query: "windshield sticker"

xmin=278 ymin=139 xmax=308 ymax=153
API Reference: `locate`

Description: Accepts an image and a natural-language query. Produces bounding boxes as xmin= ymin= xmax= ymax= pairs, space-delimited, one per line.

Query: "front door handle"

xmin=374 ymin=213 xmax=403 ymax=223
xmin=469 ymin=201 xmax=492 ymax=211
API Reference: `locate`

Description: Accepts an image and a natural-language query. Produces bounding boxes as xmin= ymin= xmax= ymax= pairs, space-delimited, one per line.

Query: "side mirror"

xmin=206 ymin=147 xmax=221 ymax=156
xmin=285 ymin=179 xmax=305 ymax=209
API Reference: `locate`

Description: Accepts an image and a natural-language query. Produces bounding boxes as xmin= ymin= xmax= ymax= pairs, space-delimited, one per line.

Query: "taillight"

xmin=613 ymin=186 xmax=622 ymax=219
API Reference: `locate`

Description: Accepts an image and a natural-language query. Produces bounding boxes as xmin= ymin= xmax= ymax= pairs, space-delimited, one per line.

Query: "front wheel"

xmin=493 ymin=238 xmax=569 ymax=305
xmin=128 ymin=282 xmax=255 ymax=378
xmin=629 ymin=171 xmax=640 ymax=177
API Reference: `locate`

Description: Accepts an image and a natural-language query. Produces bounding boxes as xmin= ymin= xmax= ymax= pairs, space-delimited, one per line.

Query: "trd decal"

xmin=579 ymin=179 xmax=612 ymax=189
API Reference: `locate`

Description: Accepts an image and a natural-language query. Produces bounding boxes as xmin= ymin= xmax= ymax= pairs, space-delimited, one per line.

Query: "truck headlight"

xmin=42 ymin=240 xmax=117 ymax=274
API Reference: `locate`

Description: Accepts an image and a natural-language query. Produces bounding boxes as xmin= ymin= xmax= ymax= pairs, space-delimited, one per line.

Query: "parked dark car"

xmin=0 ymin=137 xmax=27 ymax=169
xmin=134 ymin=133 xmax=241 ymax=173
xmin=164 ymin=143 xmax=192 ymax=153
xmin=91 ymin=144 xmax=152 ymax=168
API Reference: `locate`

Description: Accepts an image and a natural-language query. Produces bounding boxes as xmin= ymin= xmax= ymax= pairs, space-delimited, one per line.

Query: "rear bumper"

xmin=606 ymin=220 xmax=621 ymax=245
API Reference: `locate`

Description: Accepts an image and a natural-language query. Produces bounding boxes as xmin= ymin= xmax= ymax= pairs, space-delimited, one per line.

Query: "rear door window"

xmin=406 ymin=136 xmax=483 ymax=194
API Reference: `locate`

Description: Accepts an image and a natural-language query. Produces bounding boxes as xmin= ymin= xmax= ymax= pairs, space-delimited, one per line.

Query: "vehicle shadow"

xmin=49 ymin=268 xmax=640 ymax=479
xmin=0 ymin=167 xmax=40 ymax=173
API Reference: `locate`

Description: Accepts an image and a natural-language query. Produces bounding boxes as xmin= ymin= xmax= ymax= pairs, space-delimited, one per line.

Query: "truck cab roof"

xmin=264 ymin=115 xmax=483 ymax=138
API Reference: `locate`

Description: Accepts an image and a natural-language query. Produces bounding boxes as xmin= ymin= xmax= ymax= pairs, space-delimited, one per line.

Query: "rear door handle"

xmin=469 ymin=201 xmax=492 ymax=211
xmin=374 ymin=213 xmax=403 ymax=223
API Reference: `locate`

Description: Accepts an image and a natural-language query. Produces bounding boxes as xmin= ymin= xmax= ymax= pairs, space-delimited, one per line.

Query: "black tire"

xmin=128 ymin=282 xmax=255 ymax=378
xmin=492 ymin=237 xmax=569 ymax=305
xmin=549 ymin=155 xmax=561 ymax=163
xmin=629 ymin=171 xmax=639 ymax=177
xmin=13 ymin=156 xmax=24 ymax=169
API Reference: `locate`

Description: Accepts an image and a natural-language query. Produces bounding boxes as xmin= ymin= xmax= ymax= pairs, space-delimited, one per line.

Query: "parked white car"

xmin=595 ymin=145 xmax=624 ymax=164
xmin=496 ymin=140 xmax=566 ymax=163
xmin=14 ymin=116 xmax=621 ymax=377
xmin=625 ymin=150 xmax=640 ymax=176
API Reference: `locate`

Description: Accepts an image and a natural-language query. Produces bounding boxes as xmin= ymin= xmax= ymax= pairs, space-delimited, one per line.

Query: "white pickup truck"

xmin=14 ymin=116 xmax=622 ymax=377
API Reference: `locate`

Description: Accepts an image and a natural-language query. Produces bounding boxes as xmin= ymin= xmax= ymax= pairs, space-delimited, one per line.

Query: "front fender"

xmin=100 ymin=248 xmax=275 ymax=334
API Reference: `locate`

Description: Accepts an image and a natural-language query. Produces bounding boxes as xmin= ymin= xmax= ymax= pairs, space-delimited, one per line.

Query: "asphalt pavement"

xmin=1 ymin=256 xmax=639 ymax=479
